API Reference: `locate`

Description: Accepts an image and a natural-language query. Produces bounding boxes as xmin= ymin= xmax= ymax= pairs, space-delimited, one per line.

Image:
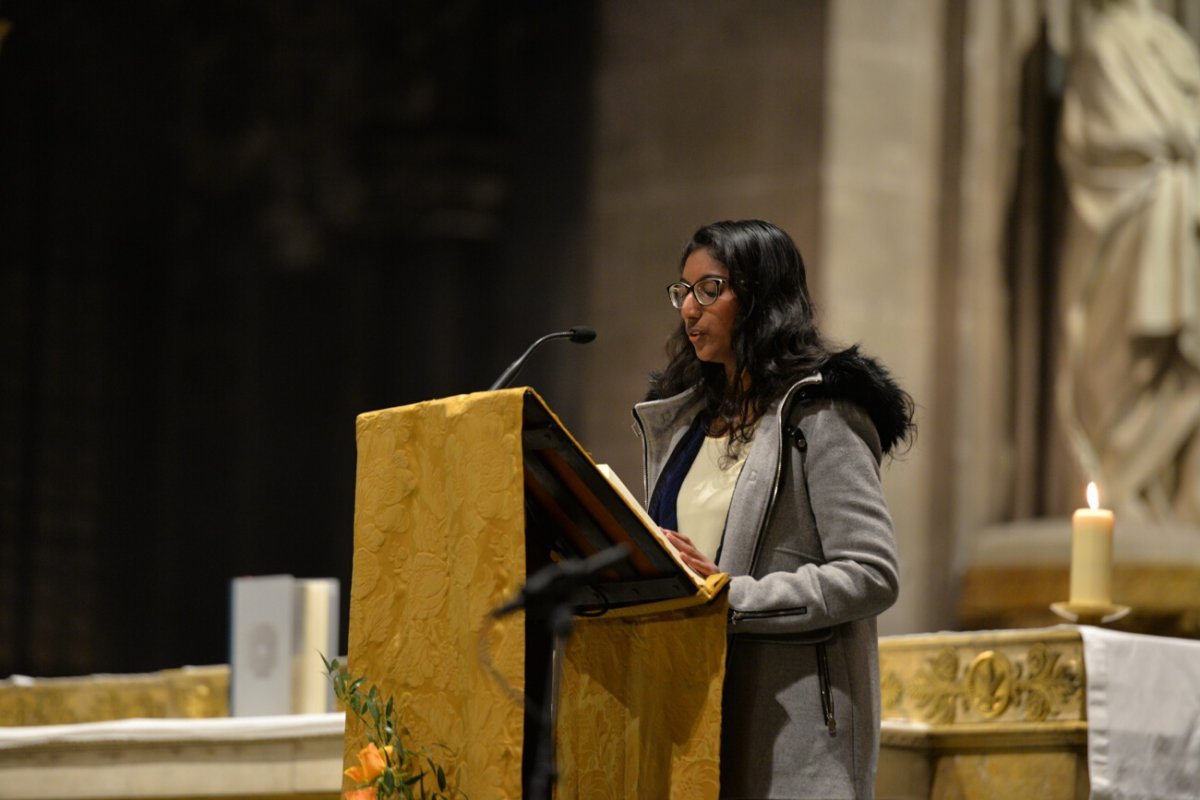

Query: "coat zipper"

xmin=741 ymin=375 xmax=835 ymax=735
xmin=728 ymin=605 xmax=807 ymax=622
xmin=632 ymin=409 xmax=651 ymax=505
xmin=817 ymin=642 xmax=836 ymax=734
xmin=743 ymin=375 xmax=821 ymax=577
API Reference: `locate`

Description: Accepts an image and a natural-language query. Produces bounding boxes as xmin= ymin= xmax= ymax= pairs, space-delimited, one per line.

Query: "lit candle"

xmin=1069 ymin=482 xmax=1114 ymax=607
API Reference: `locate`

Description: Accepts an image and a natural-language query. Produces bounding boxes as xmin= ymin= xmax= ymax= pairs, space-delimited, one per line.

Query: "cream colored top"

xmin=677 ymin=435 xmax=751 ymax=561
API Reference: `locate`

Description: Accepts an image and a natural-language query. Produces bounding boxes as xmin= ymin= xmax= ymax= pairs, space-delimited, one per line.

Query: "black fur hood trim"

xmin=815 ymin=346 xmax=914 ymax=455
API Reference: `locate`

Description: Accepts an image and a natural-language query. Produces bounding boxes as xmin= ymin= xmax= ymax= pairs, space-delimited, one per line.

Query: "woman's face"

xmin=679 ymin=249 xmax=739 ymax=380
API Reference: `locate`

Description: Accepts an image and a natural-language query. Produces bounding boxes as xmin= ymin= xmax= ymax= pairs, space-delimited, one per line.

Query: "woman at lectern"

xmin=635 ymin=219 xmax=914 ymax=800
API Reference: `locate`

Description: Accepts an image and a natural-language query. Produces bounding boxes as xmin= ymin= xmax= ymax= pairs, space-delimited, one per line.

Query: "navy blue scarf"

xmin=646 ymin=412 xmax=708 ymax=532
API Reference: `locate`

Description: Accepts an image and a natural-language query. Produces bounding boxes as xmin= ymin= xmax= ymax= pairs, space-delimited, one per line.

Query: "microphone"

xmin=491 ymin=544 xmax=630 ymax=618
xmin=488 ymin=326 xmax=597 ymax=391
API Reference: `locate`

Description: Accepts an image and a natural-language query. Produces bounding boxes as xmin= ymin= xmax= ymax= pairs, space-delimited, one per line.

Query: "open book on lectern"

xmin=521 ymin=389 xmax=728 ymax=615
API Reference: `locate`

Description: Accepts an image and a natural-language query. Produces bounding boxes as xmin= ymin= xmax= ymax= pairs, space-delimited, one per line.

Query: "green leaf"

xmin=327 ymin=665 xmax=463 ymax=800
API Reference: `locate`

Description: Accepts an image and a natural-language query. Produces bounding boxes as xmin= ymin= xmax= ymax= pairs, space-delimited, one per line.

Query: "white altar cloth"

xmin=1079 ymin=627 xmax=1200 ymax=800
xmin=0 ymin=712 xmax=345 ymax=799
xmin=0 ymin=711 xmax=344 ymax=748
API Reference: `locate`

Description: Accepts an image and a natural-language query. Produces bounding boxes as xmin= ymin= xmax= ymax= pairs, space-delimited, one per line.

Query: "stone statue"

xmin=1057 ymin=0 xmax=1200 ymax=523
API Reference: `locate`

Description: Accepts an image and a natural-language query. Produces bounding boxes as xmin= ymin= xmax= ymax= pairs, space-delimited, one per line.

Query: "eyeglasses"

xmin=667 ymin=278 xmax=728 ymax=309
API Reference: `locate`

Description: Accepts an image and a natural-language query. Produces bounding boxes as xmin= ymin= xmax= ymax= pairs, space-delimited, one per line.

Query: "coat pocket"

xmin=755 ymin=544 xmax=823 ymax=575
xmin=732 ymin=628 xmax=839 ymax=734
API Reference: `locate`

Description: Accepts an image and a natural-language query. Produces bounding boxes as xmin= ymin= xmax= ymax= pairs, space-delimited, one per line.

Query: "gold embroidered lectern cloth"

xmin=348 ymin=391 xmax=527 ymax=798
xmin=346 ymin=390 xmax=725 ymax=799
xmin=557 ymin=597 xmax=728 ymax=800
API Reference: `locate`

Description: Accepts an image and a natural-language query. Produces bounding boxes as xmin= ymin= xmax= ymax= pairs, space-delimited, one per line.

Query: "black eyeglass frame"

xmin=666 ymin=277 xmax=728 ymax=309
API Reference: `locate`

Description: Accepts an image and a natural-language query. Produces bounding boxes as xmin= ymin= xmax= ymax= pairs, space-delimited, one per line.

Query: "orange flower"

xmin=344 ymin=789 xmax=377 ymax=800
xmin=344 ymin=742 xmax=394 ymax=784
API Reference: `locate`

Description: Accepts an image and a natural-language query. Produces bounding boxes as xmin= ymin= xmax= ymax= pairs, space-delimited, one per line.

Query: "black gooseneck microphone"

xmin=488 ymin=326 xmax=597 ymax=391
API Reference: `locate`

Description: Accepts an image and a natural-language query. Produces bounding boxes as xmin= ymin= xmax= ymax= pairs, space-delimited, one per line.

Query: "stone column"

xmin=819 ymin=0 xmax=948 ymax=634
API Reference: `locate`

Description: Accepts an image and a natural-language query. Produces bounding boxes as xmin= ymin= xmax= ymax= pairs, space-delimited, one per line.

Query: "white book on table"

xmin=230 ymin=575 xmax=340 ymax=716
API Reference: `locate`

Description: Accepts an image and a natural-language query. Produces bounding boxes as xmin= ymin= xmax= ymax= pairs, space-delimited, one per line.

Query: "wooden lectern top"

xmin=520 ymin=389 xmax=727 ymax=613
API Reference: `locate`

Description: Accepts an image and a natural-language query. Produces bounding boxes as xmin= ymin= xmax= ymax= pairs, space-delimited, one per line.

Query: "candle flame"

xmin=1086 ymin=481 xmax=1099 ymax=510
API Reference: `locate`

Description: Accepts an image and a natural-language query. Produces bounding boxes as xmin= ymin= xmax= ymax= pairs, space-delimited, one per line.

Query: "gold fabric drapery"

xmin=345 ymin=390 xmax=725 ymax=799
xmin=557 ymin=598 xmax=727 ymax=800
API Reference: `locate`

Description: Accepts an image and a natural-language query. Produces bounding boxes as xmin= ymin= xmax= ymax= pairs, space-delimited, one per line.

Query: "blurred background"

xmin=4 ymin=0 xmax=1199 ymax=680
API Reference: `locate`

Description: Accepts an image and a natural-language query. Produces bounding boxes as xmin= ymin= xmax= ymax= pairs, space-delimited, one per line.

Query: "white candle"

xmin=1069 ymin=482 xmax=1114 ymax=607
xmin=291 ymin=578 xmax=339 ymax=714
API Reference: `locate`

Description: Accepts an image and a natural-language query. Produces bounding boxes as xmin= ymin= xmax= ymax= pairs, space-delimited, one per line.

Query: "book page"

xmin=596 ymin=463 xmax=704 ymax=585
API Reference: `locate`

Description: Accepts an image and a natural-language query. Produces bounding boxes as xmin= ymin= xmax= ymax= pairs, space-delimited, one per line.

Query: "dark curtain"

xmin=0 ymin=0 xmax=595 ymax=676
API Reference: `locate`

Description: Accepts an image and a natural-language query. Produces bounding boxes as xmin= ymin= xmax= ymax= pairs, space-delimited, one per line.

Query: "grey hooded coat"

xmin=633 ymin=354 xmax=903 ymax=800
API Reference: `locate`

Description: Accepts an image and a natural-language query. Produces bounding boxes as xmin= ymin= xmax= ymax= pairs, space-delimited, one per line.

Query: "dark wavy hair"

xmin=647 ymin=220 xmax=837 ymax=451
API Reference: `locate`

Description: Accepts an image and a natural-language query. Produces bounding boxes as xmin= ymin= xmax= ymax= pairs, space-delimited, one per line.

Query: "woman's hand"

xmin=663 ymin=529 xmax=720 ymax=577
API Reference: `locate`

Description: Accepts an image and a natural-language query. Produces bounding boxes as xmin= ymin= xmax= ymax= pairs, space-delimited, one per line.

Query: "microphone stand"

xmin=491 ymin=545 xmax=629 ymax=800
xmin=488 ymin=326 xmax=596 ymax=391
xmin=527 ymin=601 xmax=574 ymax=800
